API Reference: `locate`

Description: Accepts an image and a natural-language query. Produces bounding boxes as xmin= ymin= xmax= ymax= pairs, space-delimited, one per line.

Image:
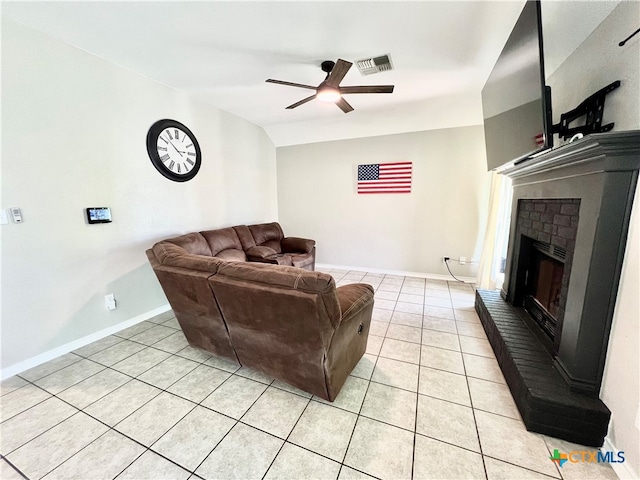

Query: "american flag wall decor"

xmin=357 ymin=162 xmax=412 ymax=194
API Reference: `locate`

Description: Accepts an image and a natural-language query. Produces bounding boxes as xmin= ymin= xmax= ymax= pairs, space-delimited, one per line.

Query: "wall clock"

xmin=146 ymin=119 xmax=201 ymax=182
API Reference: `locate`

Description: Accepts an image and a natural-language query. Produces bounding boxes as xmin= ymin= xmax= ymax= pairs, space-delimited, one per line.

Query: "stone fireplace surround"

xmin=475 ymin=131 xmax=640 ymax=446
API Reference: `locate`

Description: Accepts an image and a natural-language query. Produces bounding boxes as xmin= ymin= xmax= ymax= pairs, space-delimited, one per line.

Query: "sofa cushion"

xmin=245 ymin=245 xmax=279 ymax=259
xmin=152 ymin=241 xmax=222 ymax=274
xmin=289 ymin=253 xmax=314 ymax=269
xmin=233 ymin=225 xmax=256 ymax=251
xmin=164 ymin=232 xmax=212 ymax=256
xmin=201 ymin=227 xmax=246 ymax=261
xmin=248 ymin=222 xmax=284 ymax=253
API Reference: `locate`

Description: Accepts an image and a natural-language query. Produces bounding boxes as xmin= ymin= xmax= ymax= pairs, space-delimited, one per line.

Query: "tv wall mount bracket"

xmin=553 ymin=80 xmax=620 ymax=140
xmin=552 ymin=80 xmax=620 ymax=140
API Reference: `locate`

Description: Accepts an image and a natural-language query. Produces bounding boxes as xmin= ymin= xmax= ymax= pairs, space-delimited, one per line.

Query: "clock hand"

xmin=164 ymin=136 xmax=184 ymax=158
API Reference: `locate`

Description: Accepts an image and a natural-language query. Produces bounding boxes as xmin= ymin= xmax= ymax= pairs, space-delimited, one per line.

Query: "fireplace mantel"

xmin=501 ymin=131 xmax=640 ymax=180
xmin=502 ymin=131 xmax=640 ymax=394
xmin=475 ymin=130 xmax=640 ymax=446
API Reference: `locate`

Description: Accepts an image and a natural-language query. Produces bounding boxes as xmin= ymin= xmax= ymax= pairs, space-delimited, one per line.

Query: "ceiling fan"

xmin=266 ymin=59 xmax=394 ymax=113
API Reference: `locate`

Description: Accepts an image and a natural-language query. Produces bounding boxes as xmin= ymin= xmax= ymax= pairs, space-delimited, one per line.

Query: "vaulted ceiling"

xmin=3 ymin=1 xmax=619 ymax=146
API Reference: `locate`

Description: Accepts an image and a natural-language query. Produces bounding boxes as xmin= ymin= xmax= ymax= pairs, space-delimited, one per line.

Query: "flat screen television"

xmin=482 ymin=0 xmax=553 ymax=171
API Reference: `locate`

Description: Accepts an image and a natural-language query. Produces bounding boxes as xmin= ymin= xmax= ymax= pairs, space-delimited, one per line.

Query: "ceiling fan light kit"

xmin=316 ymin=85 xmax=341 ymax=103
xmin=266 ymin=58 xmax=394 ymax=113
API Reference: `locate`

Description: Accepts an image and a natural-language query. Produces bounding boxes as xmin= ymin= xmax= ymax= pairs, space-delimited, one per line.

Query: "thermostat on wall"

xmin=86 ymin=207 xmax=112 ymax=224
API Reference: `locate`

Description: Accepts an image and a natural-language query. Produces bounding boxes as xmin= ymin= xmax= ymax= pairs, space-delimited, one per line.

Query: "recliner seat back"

xmin=201 ymin=227 xmax=247 ymax=262
xmin=147 ymin=236 xmax=238 ymax=362
xmin=208 ymin=261 xmax=341 ymax=399
xmin=247 ymin=222 xmax=285 ymax=253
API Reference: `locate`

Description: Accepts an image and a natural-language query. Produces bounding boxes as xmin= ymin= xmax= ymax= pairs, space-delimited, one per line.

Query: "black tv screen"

xmin=482 ymin=0 xmax=552 ymax=171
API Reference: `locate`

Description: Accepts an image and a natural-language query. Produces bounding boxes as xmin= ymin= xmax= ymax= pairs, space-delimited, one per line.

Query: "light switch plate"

xmin=9 ymin=207 xmax=23 ymax=223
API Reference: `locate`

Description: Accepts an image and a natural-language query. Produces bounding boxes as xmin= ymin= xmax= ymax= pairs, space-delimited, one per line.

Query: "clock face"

xmin=146 ymin=119 xmax=201 ymax=182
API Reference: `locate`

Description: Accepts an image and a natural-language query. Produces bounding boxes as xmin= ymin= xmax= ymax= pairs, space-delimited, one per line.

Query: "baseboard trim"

xmin=603 ymin=435 xmax=638 ymax=479
xmin=1 ymin=304 xmax=172 ymax=380
xmin=316 ymin=263 xmax=476 ymax=284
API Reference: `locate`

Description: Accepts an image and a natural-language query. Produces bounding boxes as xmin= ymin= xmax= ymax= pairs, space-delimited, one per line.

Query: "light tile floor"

xmin=0 ymin=269 xmax=620 ymax=480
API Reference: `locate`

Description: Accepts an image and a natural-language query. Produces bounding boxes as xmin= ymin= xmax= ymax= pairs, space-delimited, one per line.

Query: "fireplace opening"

xmin=511 ymin=199 xmax=579 ymax=355
xmin=523 ymin=242 xmax=566 ymax=341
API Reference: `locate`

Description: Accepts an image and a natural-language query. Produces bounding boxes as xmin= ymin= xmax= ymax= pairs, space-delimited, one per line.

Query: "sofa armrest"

xmin=282 ymin=237 xmax=315 ymax=254
xmin=246 ymin=245 xmax=278 ymax=259
xmin=336 ymin=283 xmax=374 ymax=324
xmin=324 ymin=283 xmax=374 ymax=400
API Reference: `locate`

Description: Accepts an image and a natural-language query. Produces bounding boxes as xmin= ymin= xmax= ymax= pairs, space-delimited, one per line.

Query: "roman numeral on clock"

xmin=169 ymin=160 xmax=175 ymax=170
xmin=160 ymin=154 xmax=170 ymax=162
xmin=186 ymin=158 xmax=194 ymax=166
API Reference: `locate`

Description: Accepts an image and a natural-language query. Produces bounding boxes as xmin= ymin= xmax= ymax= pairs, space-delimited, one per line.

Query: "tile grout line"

xmin=15 ymin=345 xmax=243 ymax=478
xmin=454 ymin=280 xmax=490 ymax=480
xmin=258 ymin=391 xmax=314 ymax=480
xmin=411 ymin=277 xmax=426 ymax=480
xmin=0 ymin=454 xmax=29 ymax=480
xmin=334 ymin=271 xmax=396 ymax=480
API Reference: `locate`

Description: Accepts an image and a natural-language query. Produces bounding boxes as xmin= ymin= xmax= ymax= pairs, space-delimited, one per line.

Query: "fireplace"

xmin=475 ymin=131 xmax=640 ymax=446
xmin=511 ymin=198 xmax=580 ymax=354
xmin=523 ymin=240 xmax=565 ymax=341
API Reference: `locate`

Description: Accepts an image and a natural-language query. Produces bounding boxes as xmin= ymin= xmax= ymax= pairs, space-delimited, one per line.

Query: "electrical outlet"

xmin=105 ymin=293 xmax=116 ymax=310
xmin=459 ymin=256 xmax=467 ymax=265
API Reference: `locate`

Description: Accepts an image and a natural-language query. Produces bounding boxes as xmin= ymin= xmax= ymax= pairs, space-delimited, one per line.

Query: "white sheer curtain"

xmin=477 ymin=171 xmax=513 ymax=290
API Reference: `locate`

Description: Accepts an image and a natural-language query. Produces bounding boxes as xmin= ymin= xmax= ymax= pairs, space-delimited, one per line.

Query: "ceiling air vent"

xmin=356 ymin=54 xmax=393 ymax=76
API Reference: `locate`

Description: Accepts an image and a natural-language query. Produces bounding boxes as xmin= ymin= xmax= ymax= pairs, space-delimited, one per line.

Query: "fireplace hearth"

xmin=475 ymin=131 xmax=640 ymax=446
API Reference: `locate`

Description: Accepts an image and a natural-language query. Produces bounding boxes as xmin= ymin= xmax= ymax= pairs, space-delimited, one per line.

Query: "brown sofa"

xmin=146 ymin=225 xmax=374 ymax=401
xmin=176 ymin=222 xmax=316 ymax=270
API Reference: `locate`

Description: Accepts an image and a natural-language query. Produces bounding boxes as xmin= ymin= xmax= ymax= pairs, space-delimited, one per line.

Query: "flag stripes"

xmin=357 ymin=162 xmax=412 ymax=194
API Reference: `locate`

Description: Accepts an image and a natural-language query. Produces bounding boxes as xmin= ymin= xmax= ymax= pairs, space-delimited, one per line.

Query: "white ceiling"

xmin=2 ymin=1 xmax=619 ymax=146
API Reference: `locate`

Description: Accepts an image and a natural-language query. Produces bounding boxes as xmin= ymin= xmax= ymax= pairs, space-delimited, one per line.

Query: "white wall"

xmin=546 ymin=2 xmax=639 ymax=477
xmin=0 ymin=19 xmax=277 ymax=373
xmin=277 ymin=126 xmax=489 ymax=278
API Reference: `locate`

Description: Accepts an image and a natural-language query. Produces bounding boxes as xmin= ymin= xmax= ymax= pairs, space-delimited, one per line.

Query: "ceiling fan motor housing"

xmin=321 ymin=60 xmax=336 ymax=74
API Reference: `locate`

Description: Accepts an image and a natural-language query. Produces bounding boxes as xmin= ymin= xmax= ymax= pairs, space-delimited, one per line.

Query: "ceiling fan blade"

xmin=325 ymin=59 xmax=352 ymax=87
xmin=286 ymin=95 xmax=316 ymax=109
xmin=266 ymin=79 xmax=317 ymax=90
xmin=340 ymin=85 xmax=394 ymax=94
xmin=336 ymin=97 xmax=354 ymax=113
